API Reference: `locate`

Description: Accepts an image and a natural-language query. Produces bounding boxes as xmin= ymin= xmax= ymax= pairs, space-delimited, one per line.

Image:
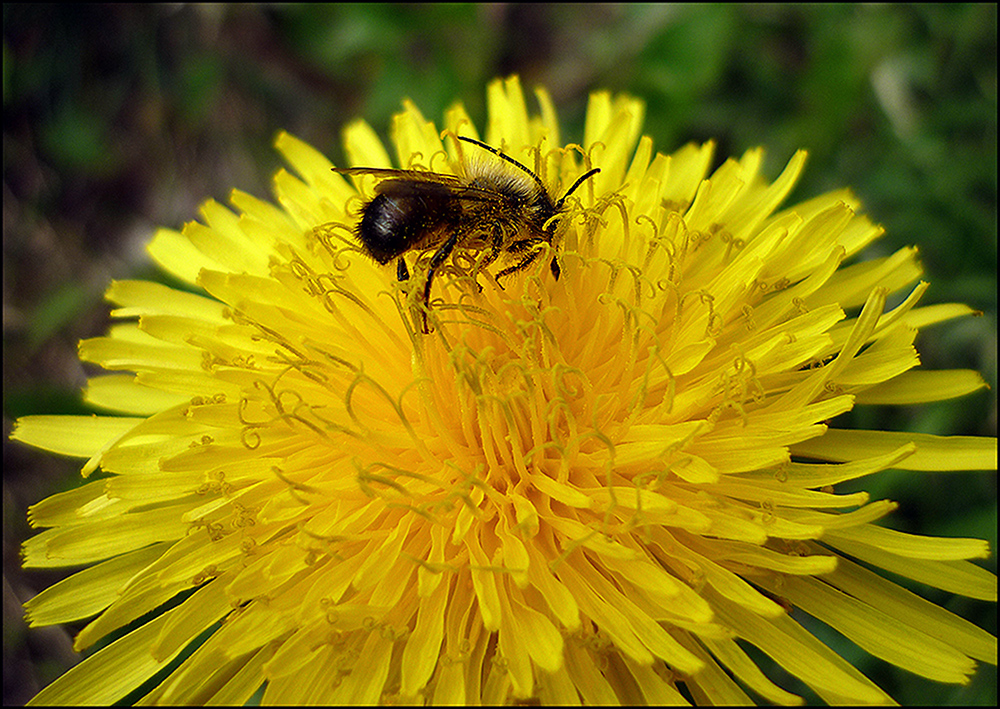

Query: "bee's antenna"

xmin=456 ymin=136 xmax=546 ymax=193
xmin=555 ymin=168 xmax=601 ymax=210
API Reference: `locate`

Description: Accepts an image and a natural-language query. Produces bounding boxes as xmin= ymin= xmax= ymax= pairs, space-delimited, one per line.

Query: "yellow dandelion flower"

xmin=15 ymin=76 xmax=997 ymax=705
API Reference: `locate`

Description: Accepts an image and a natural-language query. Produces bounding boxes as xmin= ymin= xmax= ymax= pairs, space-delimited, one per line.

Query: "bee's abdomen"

xmin=359 ymin=192 xmax=450 ymax=263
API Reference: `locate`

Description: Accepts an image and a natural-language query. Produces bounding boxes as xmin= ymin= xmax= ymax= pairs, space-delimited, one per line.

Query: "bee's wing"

xmin=332 ymin=167 xmax=460 ymax=181
xmin=333 ymin=168 xmax=470 ymax=195
xmin=334 ymin=168 xmax=507 ymax=203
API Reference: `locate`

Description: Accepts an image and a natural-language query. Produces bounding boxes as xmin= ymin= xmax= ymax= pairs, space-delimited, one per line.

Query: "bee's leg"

xmin=470 ymin=226 xmax=505 ymax=293
xmin=396 ymin=257 xmax=409 ymax=281
xmin=421 ymin=231 xmax=460 ymax=333
xmin=487 ymin=226 xmax=504 ymax=266
xmin=496 ymin=247 xmax=542 ymax=281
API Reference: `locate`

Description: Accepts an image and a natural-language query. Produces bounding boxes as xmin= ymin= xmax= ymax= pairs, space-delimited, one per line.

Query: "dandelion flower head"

xmin=15 ymin=76 xmax=997 ymax=705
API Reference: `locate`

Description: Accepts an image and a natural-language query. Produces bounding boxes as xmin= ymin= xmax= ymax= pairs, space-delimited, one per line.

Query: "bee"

xmin=334 ymin=136 xmax=600 ymax=332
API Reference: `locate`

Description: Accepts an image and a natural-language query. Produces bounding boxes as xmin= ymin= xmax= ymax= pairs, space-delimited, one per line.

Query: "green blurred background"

xmin=4 ymin=4 xmax=995 ymax=705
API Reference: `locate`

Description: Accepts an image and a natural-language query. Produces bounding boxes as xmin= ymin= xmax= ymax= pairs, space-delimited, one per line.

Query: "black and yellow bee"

xmin=335 ymin=136 xmax=600 ymax=331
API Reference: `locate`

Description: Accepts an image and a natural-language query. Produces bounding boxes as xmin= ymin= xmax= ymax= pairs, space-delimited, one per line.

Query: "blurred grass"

xmin=3 ymin=4 xmax=995 ymax=705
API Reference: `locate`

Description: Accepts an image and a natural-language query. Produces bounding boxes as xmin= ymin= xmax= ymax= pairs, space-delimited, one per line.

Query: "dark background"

xmin=4 ymin=4 xmax=995 ymax=705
